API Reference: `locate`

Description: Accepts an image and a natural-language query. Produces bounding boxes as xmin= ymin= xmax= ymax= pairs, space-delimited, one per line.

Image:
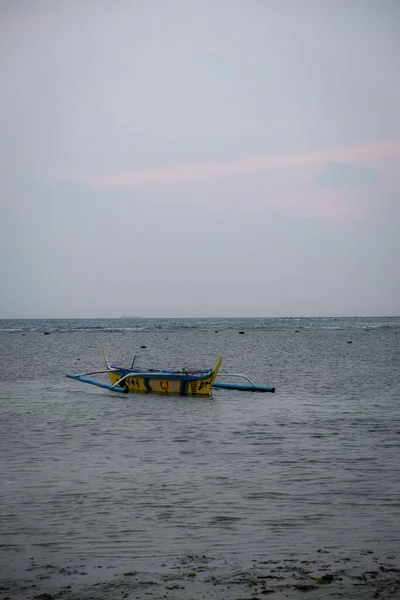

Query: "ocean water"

xmin=0 ymin=317 xmax=399 ymax=599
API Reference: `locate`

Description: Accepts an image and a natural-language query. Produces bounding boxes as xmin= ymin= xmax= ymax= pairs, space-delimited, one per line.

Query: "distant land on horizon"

xmin=0 ymin=315 xmax=399 ymax=320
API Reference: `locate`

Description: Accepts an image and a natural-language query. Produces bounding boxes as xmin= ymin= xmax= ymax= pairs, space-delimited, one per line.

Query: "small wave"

xmin=102 ymin=327 xmax=145 ymax=332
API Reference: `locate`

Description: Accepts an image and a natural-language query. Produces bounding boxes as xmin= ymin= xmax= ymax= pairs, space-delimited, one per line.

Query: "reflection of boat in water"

xmin=66 ymin=351 xmax=275 ymax=396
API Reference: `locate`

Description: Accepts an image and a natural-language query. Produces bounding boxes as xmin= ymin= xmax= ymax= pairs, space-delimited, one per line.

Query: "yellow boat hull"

xmin=107 ymin=358 xmax=222 ymax=396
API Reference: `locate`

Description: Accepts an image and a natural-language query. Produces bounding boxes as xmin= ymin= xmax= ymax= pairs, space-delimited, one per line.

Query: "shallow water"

xmin=0 ymin=320 xmax=399 ymax=598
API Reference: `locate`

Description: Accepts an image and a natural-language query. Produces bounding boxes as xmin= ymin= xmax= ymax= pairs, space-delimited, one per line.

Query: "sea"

xmin=0 ymin=316 xmax=399 ymax=599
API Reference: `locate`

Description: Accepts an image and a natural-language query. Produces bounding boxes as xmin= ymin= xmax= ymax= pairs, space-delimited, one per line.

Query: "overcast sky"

xmin=1 ymin=0 xmax=399 ymax=318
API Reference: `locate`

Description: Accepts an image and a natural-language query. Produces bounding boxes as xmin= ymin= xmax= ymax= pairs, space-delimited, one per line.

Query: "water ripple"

xmin=0 ymin=327 xmax=399 ymax=598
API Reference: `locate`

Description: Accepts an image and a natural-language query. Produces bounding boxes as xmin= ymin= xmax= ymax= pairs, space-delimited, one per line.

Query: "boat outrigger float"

xmin=66 ymin=352 xmax=275 ymax=396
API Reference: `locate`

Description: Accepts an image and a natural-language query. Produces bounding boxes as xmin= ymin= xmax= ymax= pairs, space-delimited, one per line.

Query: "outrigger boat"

xmin=66 ymin=351 xmax=275 ymax=396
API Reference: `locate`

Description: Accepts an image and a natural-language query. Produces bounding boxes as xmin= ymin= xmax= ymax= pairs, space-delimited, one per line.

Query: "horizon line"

xmin=1 ymin=315 xmax=399 ymax=320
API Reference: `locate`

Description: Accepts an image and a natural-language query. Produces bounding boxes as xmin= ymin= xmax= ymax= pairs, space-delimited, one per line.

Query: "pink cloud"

xmin=284 ymin=187 xmax=369 ymax=221
xmin=0 ymin=5 xmax=81 ymax=41
xmin=86 ymin=138 xmax=400 ymax=189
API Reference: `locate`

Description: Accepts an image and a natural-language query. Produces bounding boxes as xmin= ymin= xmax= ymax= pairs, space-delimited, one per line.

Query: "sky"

xmin=1 ymin=0 xmax=399 ymax=318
